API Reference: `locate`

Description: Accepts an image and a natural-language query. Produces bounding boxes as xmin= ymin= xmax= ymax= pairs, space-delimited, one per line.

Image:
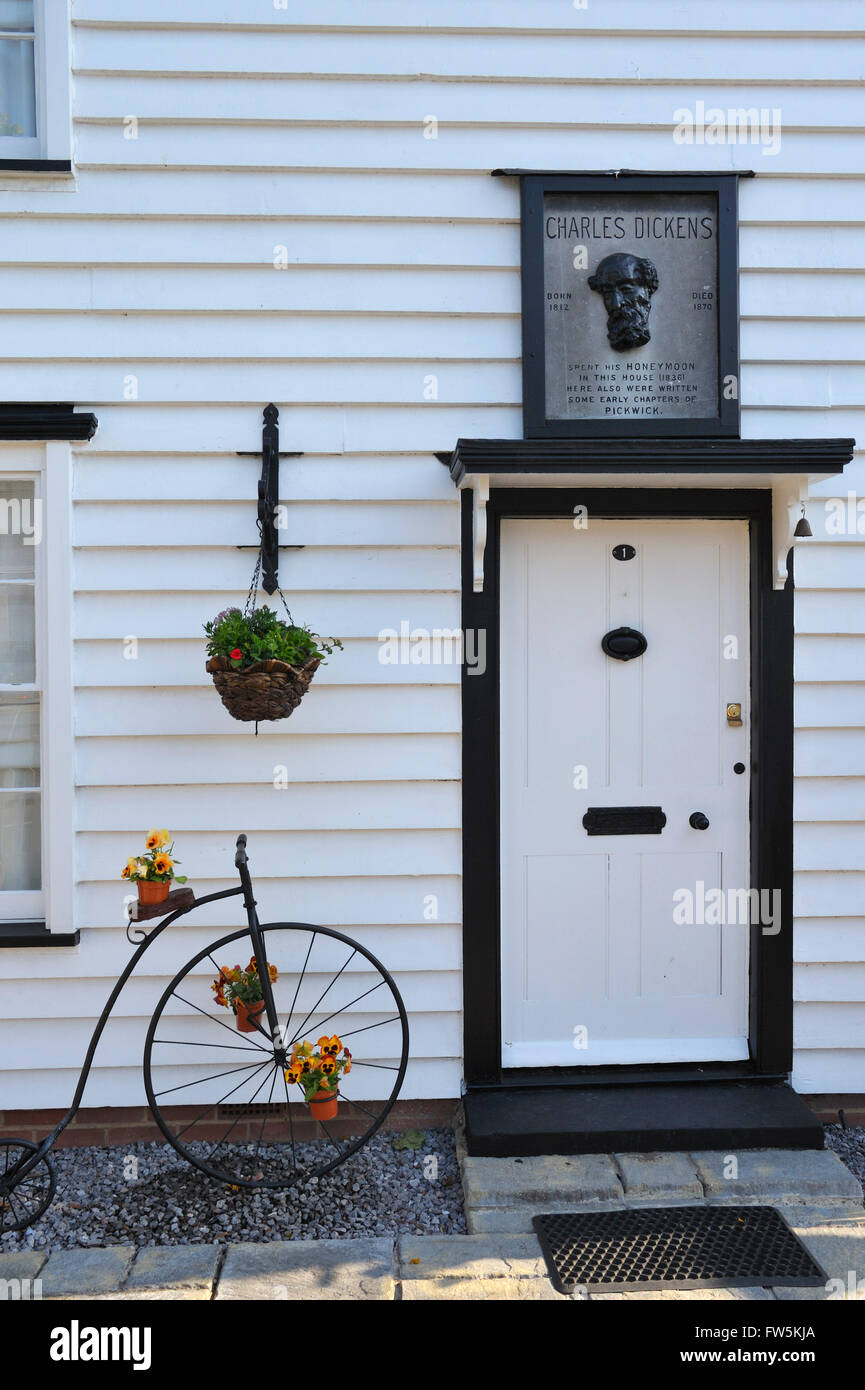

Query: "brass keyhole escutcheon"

xmin=726 ymin=702 xmax=743 ymax=727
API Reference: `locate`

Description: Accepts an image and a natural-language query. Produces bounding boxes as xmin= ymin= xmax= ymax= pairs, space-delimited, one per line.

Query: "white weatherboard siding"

xmin=0 ymin=1 xmax=862 ymax=1104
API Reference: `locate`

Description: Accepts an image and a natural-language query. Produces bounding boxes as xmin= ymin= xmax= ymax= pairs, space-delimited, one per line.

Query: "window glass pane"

xmin=0 ymin=480 xmax=36 ymax=579
xmin=0 ymin=2 xmax=34 ymax=31
xmin=0 ymin=582 xmax=35 ymax=682
xmin=0 ymin=789 xmax=40 ymax=890
xmin=0 ymin=32 xmax=35 ymax=137
xmin=0 ymin=693 xmax=39 ymax=787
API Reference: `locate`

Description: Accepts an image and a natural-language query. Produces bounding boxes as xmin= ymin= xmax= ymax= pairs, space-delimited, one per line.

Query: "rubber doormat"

xmin=533 ymin=1206 xmax=827 ymax=1295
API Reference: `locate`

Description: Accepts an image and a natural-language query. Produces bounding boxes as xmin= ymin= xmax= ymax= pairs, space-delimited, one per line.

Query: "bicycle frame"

xmin=232 ymin=833 xmax=286 ymax=1057
xmin=7 ymin=835 xmax=271 ymax=1185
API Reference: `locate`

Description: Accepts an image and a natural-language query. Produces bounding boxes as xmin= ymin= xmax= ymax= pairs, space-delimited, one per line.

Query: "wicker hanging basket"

xmin=206 ymin=654 xmax=320 ymax=723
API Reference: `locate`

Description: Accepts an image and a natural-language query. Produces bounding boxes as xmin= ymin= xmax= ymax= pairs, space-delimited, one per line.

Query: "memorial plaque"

xmin=518 ymin=174 xmax=741 ymax=438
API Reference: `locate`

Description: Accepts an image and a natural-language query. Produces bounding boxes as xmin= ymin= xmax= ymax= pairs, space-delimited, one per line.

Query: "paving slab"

xmin=0 ymin=1250 xmax=48 ymax=1282
xmin=467 ymin=1200 xmax=630 ymax=1234
xmin=399 ymin=1233 xmax=547 ymax=1281
xmin=614 ymin=1152 xmax=703 ymax=1203
xmin=0 ymin=1249 xmax=48 ymax=1298
xmin=462 ymin=1153 xmax=624 ymax=1208
xmin=691 ymin=1148 xmax=862 ymax=1206
xmin=772 ymin=1216 xmax=865 ymax=1301
xmin=401 ymin=1276 xmax=568 ymax=1300
xmin=125 ymin=1244 xmax=220 ymax=1300
xmin=40 ymin=1245 xmax=135 ymax=1298
xmin=216 ymin=1238 xmax=395 ymax=1300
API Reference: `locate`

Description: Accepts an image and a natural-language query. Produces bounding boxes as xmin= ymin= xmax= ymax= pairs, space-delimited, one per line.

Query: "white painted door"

xmin=500 ymin=518 xmax=750 ymax=1068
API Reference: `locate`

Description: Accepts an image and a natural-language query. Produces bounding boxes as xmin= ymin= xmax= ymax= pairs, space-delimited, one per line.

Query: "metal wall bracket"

xmin=237 ymin=404 xmax=304 ymax=593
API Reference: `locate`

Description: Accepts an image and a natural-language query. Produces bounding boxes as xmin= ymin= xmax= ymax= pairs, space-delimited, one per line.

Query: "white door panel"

xmin=500 ymin=518 xmax=750 ymax=1069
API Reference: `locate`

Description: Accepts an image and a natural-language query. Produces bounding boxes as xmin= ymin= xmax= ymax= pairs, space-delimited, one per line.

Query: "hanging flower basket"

xmin=203 ymin=563 xmax=341 ymax=727
xmin=206 ymin=654 xmax=320 ymax=723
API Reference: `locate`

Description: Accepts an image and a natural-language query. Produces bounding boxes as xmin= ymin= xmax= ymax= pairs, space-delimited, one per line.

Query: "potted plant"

xmin=121 ymin=829 xmax=188 ymax=904
xmin=283 ymin=1035 xmax=353 ymax=1121
xmin=204 ymin=606 xmax=341 ymax=725
xmin=211 ymin=956 xmax=278 ymax=1032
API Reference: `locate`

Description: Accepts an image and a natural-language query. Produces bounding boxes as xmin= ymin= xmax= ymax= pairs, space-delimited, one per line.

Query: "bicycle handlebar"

xmin=235 ymin=833 xmax=248 ymax=868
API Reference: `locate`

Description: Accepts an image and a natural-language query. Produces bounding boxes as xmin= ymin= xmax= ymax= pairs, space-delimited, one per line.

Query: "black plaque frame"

xmin=513 ymin=172 xmax=745 ymax=440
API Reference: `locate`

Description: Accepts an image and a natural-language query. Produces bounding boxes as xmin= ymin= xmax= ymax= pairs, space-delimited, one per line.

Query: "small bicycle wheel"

xmin=143 ymin=923 xmax=409 ymax=1189
xmin=0 ymin=1139 xmax=56 ymax=1234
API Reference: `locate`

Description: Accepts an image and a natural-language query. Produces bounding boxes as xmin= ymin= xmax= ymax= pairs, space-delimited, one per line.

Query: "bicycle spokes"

xmin=143 ymin=923 xmax=409 ymax=1189
xmin=0 ymin=1140 xmax=56 ymax=1235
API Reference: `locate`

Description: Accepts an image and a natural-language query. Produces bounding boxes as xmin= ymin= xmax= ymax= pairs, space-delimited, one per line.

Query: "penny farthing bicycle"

xmin=0 ymin=835 xmax=410 ymax=1233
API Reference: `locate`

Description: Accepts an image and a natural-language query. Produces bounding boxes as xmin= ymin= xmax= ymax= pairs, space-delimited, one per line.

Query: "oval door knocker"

xmin=601 ymin=626 xmax=648 ymax=661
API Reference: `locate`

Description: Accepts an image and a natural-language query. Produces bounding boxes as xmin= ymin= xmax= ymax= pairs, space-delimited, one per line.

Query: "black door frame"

xmin=461 ymin=486 xmax=793 ymax=1091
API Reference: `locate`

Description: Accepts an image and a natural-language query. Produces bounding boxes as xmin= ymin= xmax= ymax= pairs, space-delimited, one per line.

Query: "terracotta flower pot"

xmin=308 ymin=1088 xmax=339 ymax=1121
xmin=137 ymin=879 xmax=170 ymax=905
xmin=235 ymin=998 xmax=265 ymax=1033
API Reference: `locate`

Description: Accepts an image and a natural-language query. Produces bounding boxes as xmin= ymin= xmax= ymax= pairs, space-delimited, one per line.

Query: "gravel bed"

xmin=825 ymin=1122 xmax=865 ymax=1205
xmin=1 ymin=1128 xmax=466 ymax=1252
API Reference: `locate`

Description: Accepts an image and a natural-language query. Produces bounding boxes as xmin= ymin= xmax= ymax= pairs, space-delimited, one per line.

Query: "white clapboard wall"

xmin=0 ymin=0 xmax=862 ymax=1104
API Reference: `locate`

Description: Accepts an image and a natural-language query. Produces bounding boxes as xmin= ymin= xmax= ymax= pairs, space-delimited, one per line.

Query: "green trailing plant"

xmin=203 ymin=606 xmax=342 ymax=670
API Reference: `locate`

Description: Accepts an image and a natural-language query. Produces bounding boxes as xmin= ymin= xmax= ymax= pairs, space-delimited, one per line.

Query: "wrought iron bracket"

xmin=237 ymin=404 xmax=303 ymax=594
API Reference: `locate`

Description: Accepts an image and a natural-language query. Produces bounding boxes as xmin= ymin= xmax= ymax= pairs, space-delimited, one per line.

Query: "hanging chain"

xmin=274 ymin=580 xmax=294 ymax=627
xmin=243 ymin=544 xmax=263 ymax=618
xmin=244 ymin=517 xmax=294 ymax=627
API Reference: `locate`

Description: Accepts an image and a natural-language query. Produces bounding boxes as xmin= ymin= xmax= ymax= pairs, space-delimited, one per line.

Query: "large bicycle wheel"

xmin=0 ymin=1139 xmax=56 ymax=1234
xmin=143 ymin=923 xmax=409 ymax=1189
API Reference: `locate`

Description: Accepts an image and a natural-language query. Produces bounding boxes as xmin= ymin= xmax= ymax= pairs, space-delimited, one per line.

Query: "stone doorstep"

xmin=461 ymin=1147 xmax=862 ymax=1211
xmin=692 ymin=1149 xmax=862 ymax=1204
xmin=462 ymin=1153 xmax=625 ymax=1209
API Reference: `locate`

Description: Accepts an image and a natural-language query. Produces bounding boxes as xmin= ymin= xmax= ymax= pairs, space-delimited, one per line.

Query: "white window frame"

xmin=0 ymin=443 xmax=75 ymax=930
xmin=0 ymin=0 xmax=72 ymax=164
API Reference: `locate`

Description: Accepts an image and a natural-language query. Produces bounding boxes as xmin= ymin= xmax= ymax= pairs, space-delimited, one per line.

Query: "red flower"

xmin=230 ymin=648 xmax=242 ymax=661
